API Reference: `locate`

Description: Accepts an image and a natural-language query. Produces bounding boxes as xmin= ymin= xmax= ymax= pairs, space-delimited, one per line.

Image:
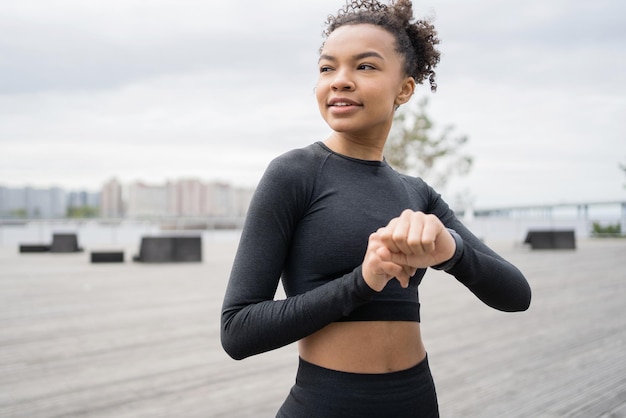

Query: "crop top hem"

xmin=336 ymin=300 xmax=421 ymax=322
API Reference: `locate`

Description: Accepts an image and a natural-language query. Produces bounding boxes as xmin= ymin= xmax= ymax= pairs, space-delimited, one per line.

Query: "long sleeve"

xmin=428 ymin=189 xmax=532 ymax=312
xmin=220 ymin=150 xmax=377 ymax=360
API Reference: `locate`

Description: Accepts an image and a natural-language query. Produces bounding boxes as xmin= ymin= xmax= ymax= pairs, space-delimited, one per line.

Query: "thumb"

xmin=377 ymin=246 xmax=409 ymax=266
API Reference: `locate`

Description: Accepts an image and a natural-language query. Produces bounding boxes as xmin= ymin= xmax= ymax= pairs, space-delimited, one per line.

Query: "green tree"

xmin=66 ymin=206 xmax=99 ymax=218
xmin=10 ymin=208 xmax=28 ymax=218
xmin=385 ymin=97 xmax=473 ymax=191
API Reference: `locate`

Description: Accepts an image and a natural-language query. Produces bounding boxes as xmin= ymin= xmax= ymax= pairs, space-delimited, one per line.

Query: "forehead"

xmin=321 ymin=23 xmax=398 ymax=58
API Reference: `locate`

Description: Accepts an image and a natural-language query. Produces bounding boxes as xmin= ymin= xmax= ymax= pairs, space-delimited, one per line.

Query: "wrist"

xmin=431 ymin=228 xmax=463 ymax=271
xmin=362 ymin=269 xmax=386 ymax=292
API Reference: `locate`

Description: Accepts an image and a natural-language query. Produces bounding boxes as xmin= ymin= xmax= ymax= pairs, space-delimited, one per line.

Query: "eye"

xmin=357 ymin=63 xmax=376 ymax=70
xmin=319 ymin=65 xmax=334 ymax=73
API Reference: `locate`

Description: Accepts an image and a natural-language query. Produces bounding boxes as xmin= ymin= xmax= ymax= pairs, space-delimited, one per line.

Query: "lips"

xmin=328 ymin=98 xmax=361 ymax=107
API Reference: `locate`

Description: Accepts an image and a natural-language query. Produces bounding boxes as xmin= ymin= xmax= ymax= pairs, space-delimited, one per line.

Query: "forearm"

xmin=445 ymin=237 xmax=531 ymax=312
xmin=221 ymin=266 xmax=376 ymax=360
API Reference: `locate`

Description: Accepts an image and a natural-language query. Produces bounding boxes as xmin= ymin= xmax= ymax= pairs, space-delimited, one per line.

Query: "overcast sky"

xmin=1 ymin=0 xmax=625 ymax=208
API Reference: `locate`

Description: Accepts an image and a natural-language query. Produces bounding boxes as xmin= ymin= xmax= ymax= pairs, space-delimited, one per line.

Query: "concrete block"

xmin=133 ymin=236 xmax=202 ymax=263
xmin=91 ymin=251 xmax=125 ymax=263
xmin=19 ymin=244 xmax=51 ymax=253
xmin=50 ymin=233 xmax=83 ymax=253
xmin=524 ymin=230 xmax=576 ymax=250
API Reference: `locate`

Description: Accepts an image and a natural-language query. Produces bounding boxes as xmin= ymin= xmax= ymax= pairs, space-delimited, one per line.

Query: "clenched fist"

xmin=362 ymin=210 xmax=456 ymax=291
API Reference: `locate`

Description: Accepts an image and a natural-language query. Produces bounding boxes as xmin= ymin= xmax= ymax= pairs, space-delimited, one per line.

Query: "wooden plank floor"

xmin=0 ymin=238 xmax=625 ymax=417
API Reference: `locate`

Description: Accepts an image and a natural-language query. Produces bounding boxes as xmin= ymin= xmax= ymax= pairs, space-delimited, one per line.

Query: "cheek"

xmin=315 ymin=78 xmax=327 ymax=97
xmin=315 ymin=80 xmax=327 ymax=106
xmin=372 ymin=84 xmax=399 ymax=110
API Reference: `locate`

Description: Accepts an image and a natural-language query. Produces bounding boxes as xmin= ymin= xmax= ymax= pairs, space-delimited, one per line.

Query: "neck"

xmin=324 ymin=133 xmax=386 ymax=161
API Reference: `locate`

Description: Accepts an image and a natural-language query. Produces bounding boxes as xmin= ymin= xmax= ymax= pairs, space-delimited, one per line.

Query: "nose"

xmin=330 ymin=69 xmax=355 ymax=91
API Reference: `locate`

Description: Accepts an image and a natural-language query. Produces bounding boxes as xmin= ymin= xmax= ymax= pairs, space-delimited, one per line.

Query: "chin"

xmin=323 ymin=118 xmax=358 ymax=133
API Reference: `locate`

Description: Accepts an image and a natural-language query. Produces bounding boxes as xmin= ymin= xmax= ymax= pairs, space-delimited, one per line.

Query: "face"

xmin=316 ymin=24 xmax=415 ymax=141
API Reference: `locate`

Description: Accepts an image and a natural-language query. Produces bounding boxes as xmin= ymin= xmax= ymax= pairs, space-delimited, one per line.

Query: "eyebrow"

xmin=318 ymin=51 xmax=384 ymax=63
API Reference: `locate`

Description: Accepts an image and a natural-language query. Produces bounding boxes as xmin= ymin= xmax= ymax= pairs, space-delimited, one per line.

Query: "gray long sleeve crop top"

xmin=221 ymin=142 xmax=531 ymax=360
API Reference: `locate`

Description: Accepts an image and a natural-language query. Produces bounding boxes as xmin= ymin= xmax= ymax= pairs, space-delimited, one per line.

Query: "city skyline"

xmin=0 ymin=177 xmax=254 ymax=219
xmin=0 ymin=175 xmax=248 ymax=192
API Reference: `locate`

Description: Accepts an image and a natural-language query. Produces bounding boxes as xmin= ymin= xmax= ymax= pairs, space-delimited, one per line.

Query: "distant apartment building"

xmin=204 ymin=182 xmax=234 ymax=217
xmin=67 ymin=190 xmax=99 ymax=209
xmin=0 ymin=186 xmax=66 ymax=218
xmin=0 ymin=178 xmax=254 ymax=220
xmin=27 ymin=187 xmax=67 ymax=218
xmin=165 ymin=179 xmax=254 ymax=218
xmin=0 ymin=186 xmax=26 ymax=217
xmin=100 ymin=178 xmax=124 ymax=218
xmin=168 ymin=178 xmax=205 ymax=217
xmin=126 ymin=182 xmax=169 ymax=218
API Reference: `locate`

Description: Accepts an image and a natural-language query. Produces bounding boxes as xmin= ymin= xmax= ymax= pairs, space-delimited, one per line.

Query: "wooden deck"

xmin=0 ymin=238 xmax=625 ymax=417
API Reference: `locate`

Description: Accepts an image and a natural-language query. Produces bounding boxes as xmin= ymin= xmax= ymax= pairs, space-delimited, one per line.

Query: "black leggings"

xmin=276 ymin=356 xmax=439 ymax=418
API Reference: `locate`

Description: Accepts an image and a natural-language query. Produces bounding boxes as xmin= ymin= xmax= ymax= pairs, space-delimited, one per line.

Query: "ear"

xmin=395 ymin=76 xmax=416 ymax=106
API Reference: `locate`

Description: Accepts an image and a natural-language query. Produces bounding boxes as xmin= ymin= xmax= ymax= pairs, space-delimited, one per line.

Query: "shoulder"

xmin=255 ymin=143 xmax=328 ymax=200
xmin=269 ymin=143 xmax=326 ymax=173
xmin=263 ymin=143 xmax=328 ymax=184
xmin=396 ymin=172 xmax=453 ymax=217
xmin=396 ymin=171 xmax=435 ymax=199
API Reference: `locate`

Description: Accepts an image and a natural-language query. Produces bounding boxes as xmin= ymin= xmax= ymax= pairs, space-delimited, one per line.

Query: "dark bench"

xmin=19 ymin=244 xmax=51 ymax=253
xmin=19 ymin=232 xmax=83 ymax=254
xmin=524 ymin=230 xmax=576 ymax=250
xmin=50 ymin=233 xmax=84 ymax=253
xmin=133 ymin=236 xmax=202 ymax=263
xmin=91 ymin=251 xmax=125 ymax=263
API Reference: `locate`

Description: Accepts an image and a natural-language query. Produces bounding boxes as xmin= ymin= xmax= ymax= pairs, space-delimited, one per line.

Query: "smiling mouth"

xmin=329 ymin=101 xmax=362 ymax=108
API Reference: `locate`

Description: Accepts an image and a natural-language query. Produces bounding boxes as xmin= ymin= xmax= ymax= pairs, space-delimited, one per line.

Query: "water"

xmin=0 ymin=220 xmax=242 ymax=249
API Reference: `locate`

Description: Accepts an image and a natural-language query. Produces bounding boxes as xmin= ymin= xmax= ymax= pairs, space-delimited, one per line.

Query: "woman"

xmin=221 ymin=0 xmax=531 ymax=416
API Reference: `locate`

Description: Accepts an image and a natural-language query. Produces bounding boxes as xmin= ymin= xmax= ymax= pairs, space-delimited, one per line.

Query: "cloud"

xmin=0 ymin=0 xmax=328 ymax=93
xmin=1 ymin=0 xmax=625 ymax=207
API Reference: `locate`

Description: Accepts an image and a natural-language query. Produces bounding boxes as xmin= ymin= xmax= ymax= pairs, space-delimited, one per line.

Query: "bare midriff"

xmin=298 ymin=321 xmax=426 ymax=373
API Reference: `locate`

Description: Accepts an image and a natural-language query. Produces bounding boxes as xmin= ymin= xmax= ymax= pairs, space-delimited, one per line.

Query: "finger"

xmin=377 ymin=258 xmax=408 ymax=285
xmin=377 ymin=245 xmax=404 ymax=262
xmin=396 ymin=210 xmax=419 ymax=254
xmin=419 ymin=214 xmax=443 ymax=254
xmin=369 ymin=229 xmax=386 ymax=251
xmin=377 ymin=219 xmax=401 ymax=254
xmin=381 ymin=251 xmax=418 ymax=268
xmin=405 ymin=265 xmax=418 ymax=278
xmin=365 ymin=240 xmax=409 ymax=291
xmin=395 ymin=273 xmax=410 ymax=289
xmin=389 ymin=210 xmax=416 ymax=255
xmin=379 ymin=246 xmax=431 ymax=269
xmin=376 ymin=247 xmax=413 ymax=276
xmin=395 ymin=264 xmax=417 ymax=288
xmin=376 ymin=245 xmax=397 ymax=263
xmin=401 ymin=264 xmax=417 ymax=282
xmin=384 ymin=261 xmax=407 ymax=281
xmin=406 ymin=211 xmax=427 ymax=255
xmin=388 ymin=215 xmax=411 ymax=254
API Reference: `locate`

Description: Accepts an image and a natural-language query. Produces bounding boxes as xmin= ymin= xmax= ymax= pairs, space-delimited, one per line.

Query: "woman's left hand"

xmin=375 ymin=210 xmax=456 ymax=270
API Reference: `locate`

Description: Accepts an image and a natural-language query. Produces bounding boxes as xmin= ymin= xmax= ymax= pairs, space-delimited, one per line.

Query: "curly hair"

xmin=322 ymin=0 xmax=440 ymax=92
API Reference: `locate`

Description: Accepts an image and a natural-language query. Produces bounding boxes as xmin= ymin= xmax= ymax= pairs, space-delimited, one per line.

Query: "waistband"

xmin=295 ymin=355 xmax=431 ymax=393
